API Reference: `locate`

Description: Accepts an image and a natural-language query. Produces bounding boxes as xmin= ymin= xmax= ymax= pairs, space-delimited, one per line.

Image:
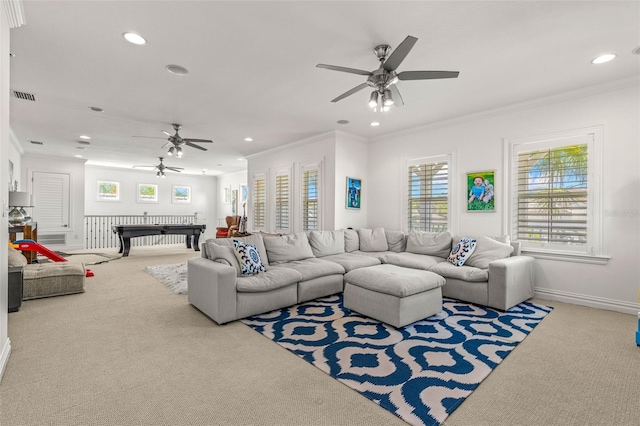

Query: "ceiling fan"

xmin=134 ymin=123 xmax=213 ymax=157
xmin=133 ymin=157 xmax=184 ymax=178
xmin=316 ymin=35 xmax=459 ymax=111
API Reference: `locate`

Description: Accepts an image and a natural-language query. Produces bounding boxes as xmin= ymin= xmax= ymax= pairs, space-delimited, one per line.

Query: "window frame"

xmin=273 ymin=167 xmax=292 ymax=234
xmin=251 ymin=172 xmax=267 ymax=232
xmin=504 ymin=126 xmax=607 ymax=264
xmin=300 ymin=162 xmax=321 ymax=231
xmin=403 ymin=154 xmax=453 ymax=233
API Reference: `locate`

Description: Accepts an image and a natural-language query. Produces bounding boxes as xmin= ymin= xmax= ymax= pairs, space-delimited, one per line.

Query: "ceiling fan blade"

xmin=184 ymin=138 xmax=213 ymax=143
xmin=162 ymin=130 xmax=172 ymax=137
xmin=389 ymin=85 xmax=404 ymax=107
xmin=165 ymin=167 xmax=184 ymax=172
xmin=316 ymin=64 xmax=371 ymax=76
xmin=397 ymin=70 xmax=459 ymax=80
xmin=330 ymin=83 xmax=369 ymax=103
xmin=132 ymin=136 xmax=167 ymax=140
xmin=383 ymin=36 xmax=418 ymax=71
xmin=132 ymin=165 xmax=156 ymax=169
xmin=185 ymin=141 xmax=208 ymax=151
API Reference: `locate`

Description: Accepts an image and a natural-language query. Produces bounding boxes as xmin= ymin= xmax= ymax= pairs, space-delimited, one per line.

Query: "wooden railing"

xmin=84 ymin=213 xmax=199 ymax=249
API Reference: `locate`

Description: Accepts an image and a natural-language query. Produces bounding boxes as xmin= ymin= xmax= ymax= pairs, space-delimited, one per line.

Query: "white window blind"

xmin=302 ymin=168 xmax=318 ymax=231
xmin=515 ymin=144 xmax=588 ymax=245
xmin=407 ymin=160 xmax=448 ymax=232
xmin=253 ymin=176 xmax=266 ymax=229
xmin=275 ymin=173 xmax=290 ymax=230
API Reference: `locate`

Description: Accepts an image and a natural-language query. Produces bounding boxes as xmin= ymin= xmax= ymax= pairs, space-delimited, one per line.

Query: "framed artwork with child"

xmin=466 ymin=171 xmax=495 ymax=212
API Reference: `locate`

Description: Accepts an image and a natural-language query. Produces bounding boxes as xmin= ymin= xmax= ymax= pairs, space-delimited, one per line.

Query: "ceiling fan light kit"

xmin=317 ymin=35 xmax=459 ymax=111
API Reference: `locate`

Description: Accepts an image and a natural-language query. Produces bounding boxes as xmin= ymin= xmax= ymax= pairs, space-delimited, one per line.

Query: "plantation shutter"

xmin=407 ymin=161 xmax=448 ymax=232
xmin=275 ymin=173 xmax=290 ymax=231
xmin=253 ymin=176 xmax=266 ymax=229
xmin=515 ymin=144 xmax=588 ymax=245
xmin=302 ymin=168 xmax=318 ymax=231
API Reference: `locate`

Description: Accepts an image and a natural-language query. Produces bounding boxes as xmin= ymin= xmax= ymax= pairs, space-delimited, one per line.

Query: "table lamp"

xmin=8 ymin=191 xmax=32 ymax=225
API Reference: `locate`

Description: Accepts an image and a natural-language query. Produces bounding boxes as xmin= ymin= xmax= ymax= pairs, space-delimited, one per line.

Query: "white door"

xmin=32 ymin=171 xmax=71 ymax=232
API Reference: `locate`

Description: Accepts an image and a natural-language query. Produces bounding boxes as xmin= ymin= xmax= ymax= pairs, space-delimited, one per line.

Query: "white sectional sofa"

xmin=187 ymin=227 xmax=535 ymax=325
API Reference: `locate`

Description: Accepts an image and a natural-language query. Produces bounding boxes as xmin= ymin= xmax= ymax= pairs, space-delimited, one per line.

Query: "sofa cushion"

xmin=385 ymin=230 xmax=407 ymax=252
xmin=208 ymin=234 xmax=270 ymax=267
xmin=263 ymin=232 xmax=315 ymax=264
xmin=308 ymin=230 xmax=345 ymax=257
xmin=319 ymin=252 xmax=381 ymax=272
xmin=357 ymin=227 xmax=388 ymax=252
xmin=233 ymin=240 xmax=267 ymax=275
xmin=448 ymin=238 xmax=477 ymax=266
xmin=345 ymin=264 xmax=445 ymax=298
xmin=406 ymin=230 xmax=452 ymax=258
xmin=380 ymin=252 xmax=444 ymax=270
xmin=352 ymin=250 xmax=395 ymax=261
xmin=236 ymin=268 xmax=303 ymax=293
xmin=205 ymin=241 xmax=242 ymax=276
xmin=8 ymin=246 xmax=27 ymax=267
xmin=344 ymin=229 xmax=359 ymax=253
xmin=464 ymin=236 xmax=514 ymax=269
xmin=271 ymin=258 xmax=345 ymax=281
xmin=429 ymin=261 xmax=489 ymax=282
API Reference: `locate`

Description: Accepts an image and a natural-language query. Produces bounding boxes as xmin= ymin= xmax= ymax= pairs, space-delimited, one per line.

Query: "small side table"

xmin=9 ymin=222 xmax=38 ymax=264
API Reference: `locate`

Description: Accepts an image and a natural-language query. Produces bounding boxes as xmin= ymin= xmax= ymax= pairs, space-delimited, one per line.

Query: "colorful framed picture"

xmin=97 ymin=181 xmax=120 ymax=201
xmin=172 ymin=185 xmax=191 ymax=204
xmin=346 ymin=177 xmax=361 ymax=209
xmin=466 ymin=171 xmax=495 ymax=212
xmin=137 ymin=183 xmax=158 ymax=203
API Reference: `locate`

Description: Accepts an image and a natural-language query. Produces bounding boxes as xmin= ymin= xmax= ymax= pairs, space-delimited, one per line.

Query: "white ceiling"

xmin=9 ymin=1 xmax=639 ymax=176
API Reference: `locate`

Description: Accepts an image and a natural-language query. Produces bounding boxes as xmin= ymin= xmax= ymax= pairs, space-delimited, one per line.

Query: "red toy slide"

xmin=10 ymin=239 xmax=94 ymax=277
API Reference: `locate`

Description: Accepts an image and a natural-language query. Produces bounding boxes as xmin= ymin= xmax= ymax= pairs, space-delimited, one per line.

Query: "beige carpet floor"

xmin=1 ymin=244 xmax=638 ymax=426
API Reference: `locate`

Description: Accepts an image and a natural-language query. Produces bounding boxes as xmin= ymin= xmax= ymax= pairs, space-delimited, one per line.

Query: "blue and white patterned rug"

xmin=242 ymin=294 xmax=552 ymax=426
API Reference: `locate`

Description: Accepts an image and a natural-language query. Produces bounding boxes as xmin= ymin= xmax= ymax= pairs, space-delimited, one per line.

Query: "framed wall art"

xmin=231 ymin=189 xmax=238 ymax=215
xmin=240 ymin=184 xmax=248 ymax=202
xmin=172 ymin=185 xmax=191 ymax=204
xmin=137 ymin=183 xmax=159 ymax=203
xmin=346 ymin=177 xmax=361 ymax=209
xmin=97 ymin=181 xmax=120 ymax=201
xmin=466 ymin=170 xmax=495 ymax=212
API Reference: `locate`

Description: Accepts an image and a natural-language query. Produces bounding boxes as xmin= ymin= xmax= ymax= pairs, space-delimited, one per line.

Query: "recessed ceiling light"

xmin=244 ymin=137 xmax=253 ymax=142
xmin=166 ymin=64 xmax=189 ymax=75
xmin=79 ymin=135 xmax=91 ymax=140
xmin=237 ymin=158 xmax=244 ymax=161
xmin=74 ymin=154 xmax=83 ymax=158
xmin=337 ymin=120 xmax=349 ymax=125
xmin=370 ymin=122 xmax=380 ymax=127
xmin=89 ymin=106 xmax=103 ymax=112
xmin=123 ymin=32 xmax=146 ymax=45
xmin=591 ymin=53 xmax=616 ymax=64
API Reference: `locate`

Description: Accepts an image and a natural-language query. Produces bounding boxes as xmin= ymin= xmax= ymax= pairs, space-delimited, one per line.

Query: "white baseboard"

xmin=0 ymin=338 xmax=11 ymax=382
xmin=535 ymin=287 xmax=640 ymax=315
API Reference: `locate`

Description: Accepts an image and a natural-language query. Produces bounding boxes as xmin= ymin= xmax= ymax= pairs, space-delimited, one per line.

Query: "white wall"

xmin=85 ymin=165 xmax=217 ymax=229
xmin=247 ymin=132 xmax=336 ymax=233
xmin=0 ymin=2 xmax=10 ymax=381
xmin=368 ymin=82 xmax=640 ymax=313
xmin=21 ymin=154 xmax=86 ymax=251
xmin=334 ymin=131 xmax=368 ymax=230
xmin=215 ymin=170 xmax=247 ymax=227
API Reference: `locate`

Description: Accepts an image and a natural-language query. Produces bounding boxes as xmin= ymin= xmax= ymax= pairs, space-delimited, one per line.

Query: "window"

xmin=407 ymin=157 xmax=449 ymax=232
xmin=274 ymin=172 xmax=290 ymax=232
xmin=253 ymin=174 xmax=266 ymax=229
xmin=507 ymin=127 xmax=603 ymax=260
xmin=301 ymin=167 xmax=319 ymax=231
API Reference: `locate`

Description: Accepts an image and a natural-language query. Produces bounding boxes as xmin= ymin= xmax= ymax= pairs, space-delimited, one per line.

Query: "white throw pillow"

xmin=308 ymin=230 xmax=345 ymax=257
xmin=343 ymin=229 xmax=359 ymax=253
xmin=406 ymin=230 xmax=452 ymax=258
xmin=357 ymin=227 xmax=388 ymax=252
xmin=464 ymin=235 xmax=514 ymax=269
xmin=263 ymin=232 xmax=315 ymax=264
xmin=205 ymin=241 xmax=242 ymax=276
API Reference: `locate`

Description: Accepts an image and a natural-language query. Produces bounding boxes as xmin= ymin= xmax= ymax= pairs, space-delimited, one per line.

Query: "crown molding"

xmin=370 ymin=76 xmax=640 ymax=144
xmin=245 ymin=130 xmax=338 ymax=159
xmin=3 ymin=0 xmax=26 ymax=28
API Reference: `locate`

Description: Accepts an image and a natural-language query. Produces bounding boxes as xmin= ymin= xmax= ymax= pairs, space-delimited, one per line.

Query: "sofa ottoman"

xmin=23 ymin=262 xmax=86 ymax=300
xmin=343 ymin=264 xmax=445 ymax=328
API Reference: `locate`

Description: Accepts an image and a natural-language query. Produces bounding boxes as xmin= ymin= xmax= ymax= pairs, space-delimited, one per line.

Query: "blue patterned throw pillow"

xmin=448 ymin=238 xmax=477 ymax=266
xmin=233 ymin=240 xmax=267 ymax=275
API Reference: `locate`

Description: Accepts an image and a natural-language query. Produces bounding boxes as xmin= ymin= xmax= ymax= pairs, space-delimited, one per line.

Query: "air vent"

xmin=12 ymin=90 xmax=37 ymax=101
xmin=30 ymin=140 xmax=44 ymax=145
xmin=38 ymin=234 xmax=66 ymax=246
